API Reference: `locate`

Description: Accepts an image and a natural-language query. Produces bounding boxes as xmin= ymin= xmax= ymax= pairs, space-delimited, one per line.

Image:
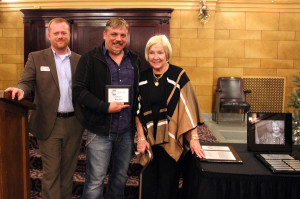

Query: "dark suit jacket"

xmin=17 ymin=48 xmax=81 ymax=140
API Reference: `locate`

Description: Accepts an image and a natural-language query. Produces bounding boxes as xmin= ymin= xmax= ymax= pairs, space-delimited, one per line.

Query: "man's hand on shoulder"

xmin=5 ymin=87 xmax=24 ymax=101
xmin=108 ymin=102 xmax=130 ymax=113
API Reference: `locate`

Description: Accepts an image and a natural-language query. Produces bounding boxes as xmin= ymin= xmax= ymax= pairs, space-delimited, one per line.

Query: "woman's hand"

xmin=135 ymin=116 xmax=150 ymax=154
xmin=190 ymin=140 xmax=205 ymax=158
xmin=137 ymin=139 xmax=150 ymax=154
xmin=190 ymin=128 xmax=205 ymax=159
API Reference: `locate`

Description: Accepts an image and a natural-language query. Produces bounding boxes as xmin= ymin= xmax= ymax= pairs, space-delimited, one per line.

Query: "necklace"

xmin=152 ymin=64 xmax=169 ymax=86
xmin=153 ymin=69 xmax=165 ymax=86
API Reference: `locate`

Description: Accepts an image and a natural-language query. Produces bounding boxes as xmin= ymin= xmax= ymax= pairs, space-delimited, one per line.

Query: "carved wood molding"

xmin=2 ymin=1 xmax=300 ymax=12
xmin=21 ymin=8 xmax=173 ymax=23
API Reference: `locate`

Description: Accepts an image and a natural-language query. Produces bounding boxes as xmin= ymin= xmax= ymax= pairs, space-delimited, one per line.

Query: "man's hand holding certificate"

xmin=106 ymin=85 xmax=132 ymax=113
xmin=106 ymin=85 xmax=131 ymax=104
xmin=108 ymin=102 xmax=130 ymax=113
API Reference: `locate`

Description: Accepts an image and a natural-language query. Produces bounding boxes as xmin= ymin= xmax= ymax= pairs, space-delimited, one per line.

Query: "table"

xmin=181 ymin=143 xmax=300 ymax=199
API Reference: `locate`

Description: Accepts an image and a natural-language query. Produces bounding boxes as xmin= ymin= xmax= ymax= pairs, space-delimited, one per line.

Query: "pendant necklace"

xmin=153 ymin=66 xmax=167 ymax=86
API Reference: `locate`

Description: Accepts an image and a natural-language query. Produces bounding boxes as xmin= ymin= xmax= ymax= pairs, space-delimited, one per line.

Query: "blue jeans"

xmin=82 ymin=130 xmax=133 ymax=199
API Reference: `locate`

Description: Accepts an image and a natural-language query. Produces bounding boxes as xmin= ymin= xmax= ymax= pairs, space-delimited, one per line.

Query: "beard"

xmin=52 ymin=39 xmax=69 ymax=50
xmin=111 ymin=41 xmax=124 ymax=54
xmin=111 ymin=50 xmax=121 ymax=55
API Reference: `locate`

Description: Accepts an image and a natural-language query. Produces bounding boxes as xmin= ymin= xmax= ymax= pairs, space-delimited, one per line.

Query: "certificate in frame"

xmin=247 ymin=112 xmax=292 ymax=152
xmin=105 ymin=85 xmax=132 ymax=105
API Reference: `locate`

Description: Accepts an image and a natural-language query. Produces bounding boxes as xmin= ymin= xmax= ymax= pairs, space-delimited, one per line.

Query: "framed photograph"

xmin=247 ymin=112 xmax=292 ymax=152
xmin=105 ymin=85 xmax=132 ymax=105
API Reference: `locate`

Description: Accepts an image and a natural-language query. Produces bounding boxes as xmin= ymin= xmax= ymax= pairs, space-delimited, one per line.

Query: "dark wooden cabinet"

xmin=21 ymin=8 xmax=173 ymax=70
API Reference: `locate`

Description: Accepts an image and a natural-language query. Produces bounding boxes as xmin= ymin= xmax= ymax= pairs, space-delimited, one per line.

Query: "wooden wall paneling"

xmin=21 ymin=8 xmax=173 ymax=70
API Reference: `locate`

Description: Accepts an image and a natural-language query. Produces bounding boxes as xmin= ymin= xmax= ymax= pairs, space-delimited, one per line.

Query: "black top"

xmin=149 ymin=69 xmax=168 ymax=138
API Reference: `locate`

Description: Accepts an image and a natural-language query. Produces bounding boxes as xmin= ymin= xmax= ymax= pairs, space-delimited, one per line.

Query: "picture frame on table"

xmin=247 ymin=112 xmax=293 ymax=152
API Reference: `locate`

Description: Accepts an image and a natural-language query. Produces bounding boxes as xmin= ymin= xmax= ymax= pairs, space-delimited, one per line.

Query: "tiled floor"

xmin=203 ymin=113 xmax=247 ymax=143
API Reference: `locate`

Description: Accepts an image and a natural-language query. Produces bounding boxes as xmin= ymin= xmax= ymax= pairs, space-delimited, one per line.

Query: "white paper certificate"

xmin=202 ymin=146 xmax=230 ymax=151
xmin=106 ymin=85 xmax=131 ymax=104
xmin=201 ymin=145 xmax=242 ymax=162
xmin=204 ymin=151 xmax=236 ymax=161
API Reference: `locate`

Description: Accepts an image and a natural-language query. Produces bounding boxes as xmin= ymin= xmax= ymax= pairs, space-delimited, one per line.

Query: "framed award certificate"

xmin=105 ymin=85 xmax=132 ymax=105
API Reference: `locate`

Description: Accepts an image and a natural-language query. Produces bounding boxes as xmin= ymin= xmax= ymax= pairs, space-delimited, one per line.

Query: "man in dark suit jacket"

xmin=5 ymin=18 xmax=83 ymax=199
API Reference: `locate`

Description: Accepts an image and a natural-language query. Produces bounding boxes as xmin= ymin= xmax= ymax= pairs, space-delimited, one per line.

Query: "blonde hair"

xmin=105 ymin=17 xmax=129 ymax=32
xmin=145 ymin=35 xmax=172 ymax=62
xmin=48 ymin=18 xmax=70 ymax=33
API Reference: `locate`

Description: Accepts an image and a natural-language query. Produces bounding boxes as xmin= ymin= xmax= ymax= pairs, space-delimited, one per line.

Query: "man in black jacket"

xmin=73 ymin=17 xmax=141 ymax=199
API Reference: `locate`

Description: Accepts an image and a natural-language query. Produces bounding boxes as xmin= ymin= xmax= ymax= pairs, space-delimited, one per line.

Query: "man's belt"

xmin=57 ymin=112 xmax=75 ymax=118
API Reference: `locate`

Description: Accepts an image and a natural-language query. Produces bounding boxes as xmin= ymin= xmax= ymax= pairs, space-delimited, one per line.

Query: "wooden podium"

xmin=0 ymin=90 xmax=34 ymax=199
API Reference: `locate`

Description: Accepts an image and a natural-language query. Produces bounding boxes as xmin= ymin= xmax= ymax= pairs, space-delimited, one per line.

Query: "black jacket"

xmin=72 ymin=46 xmax=141 ymax=135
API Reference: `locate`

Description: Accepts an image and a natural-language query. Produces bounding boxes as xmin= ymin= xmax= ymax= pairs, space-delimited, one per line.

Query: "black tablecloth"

xmin=181 ymin=143 xmax=300 ymax=199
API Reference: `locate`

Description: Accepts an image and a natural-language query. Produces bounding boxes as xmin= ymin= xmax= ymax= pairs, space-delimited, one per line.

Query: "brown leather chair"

xmin=213 ymin=77 xmax=251 ymax=124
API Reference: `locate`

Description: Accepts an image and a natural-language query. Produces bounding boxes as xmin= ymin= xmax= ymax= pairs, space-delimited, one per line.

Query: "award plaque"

xmin=105 ymin=85 xmax=131 ymax=105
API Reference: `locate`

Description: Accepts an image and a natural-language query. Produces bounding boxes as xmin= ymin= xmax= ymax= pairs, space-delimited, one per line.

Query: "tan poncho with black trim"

xmin=137 ymin=64 xmax=204 ymax=161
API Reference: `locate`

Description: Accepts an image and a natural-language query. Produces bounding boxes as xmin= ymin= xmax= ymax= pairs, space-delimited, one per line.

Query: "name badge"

xmin=105 ymin=85 xmax=131 ymax=105
xmin=40 ymin=66 xmax=50 ymax=72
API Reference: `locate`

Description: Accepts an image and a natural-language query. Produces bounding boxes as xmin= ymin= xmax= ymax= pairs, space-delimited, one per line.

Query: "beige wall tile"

xmin=0 ymin=64 xmax=18 ymax=80
xmin=243 ymin=68 xmax=277 ymax=76
xmin=178 ymin=29 xmax=198 ymax=38
xmin=3 ymin=29 xmax=24 ymax=38
xmin=195 ymin=85 xmax=213 ymax=96
xmin=215 ymin=30 xmax=229 ymax=40
xmin=198 ymin=96 xmax=212 ymax=113
xmin=262 ymin=31 xmax=295 ymax=41
xmin=170 ymin=10 xmax=181 ymax=29
xmin=246 ymin=13 xmax=279 ymax=30
xmin=261 ymin=59 xmax=293 ymax=69
xmin=278 ymin=41 xmax=300 ymax=59
xmin=170 ymin=29 xmax=181 ymax=38
xmin=198 ymin=29 xmax=214 ymax=39
xmin=229 ymin=58 xmax=260 ymax=68
xmin=171 ymin=28 xmax=198 ymax=39
xmin=0 ymin=38 xmax=17 ymax=54
xmin=170 ymin=38 xmax=180 ymax=57
xmin=279 ymin=13 xmax=300 ymax=31
xmin=215 ymin=12 xmax=245 ymax=30
xmin=277 ymin=69 xmax=300 ymax=87
xmin=214 ymin=40 xmax=244 ymax=58
xmin=197 ymin=58 xmax=214 ymax=68
xmin=0 ymin=12 xmax=23 ymax=29
xmin=185 ymin=67 xmax=213 ymax=85
xmin=296 ymin=32 xmax=300 ymax=41
xmin=245 ymin=40 xmax=277 ymax=58
xmin=294 ymin=60 xmax=300 ymax=69
xmin=180 ymin=10 xmax=202 ymax=29
xmin=17 ymin=63 xmax=24 ymax=79
xmin=2 ymin=55 xmax=24 ymax=64
xmin=213 ymin=68 xmax=243 ymax=84
xmin=244 ymin=59 xmax=261 ymax=68
xmin=230 ymin=30 xmax=261 ymax=40
xmin=0 ymin=81 xmax=18 ymax=90
xmin=214 ymin=58 xmax=228 ymax=68
xmin=16 ymin=38 xmax=24 ymax=55
xmin=180 ymin=39 xmax=214 ymax=57
xmin=285 ymin=87 xmax=294 ymax=98
xmin=170 ymin=57 xmax=196 ymax=67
